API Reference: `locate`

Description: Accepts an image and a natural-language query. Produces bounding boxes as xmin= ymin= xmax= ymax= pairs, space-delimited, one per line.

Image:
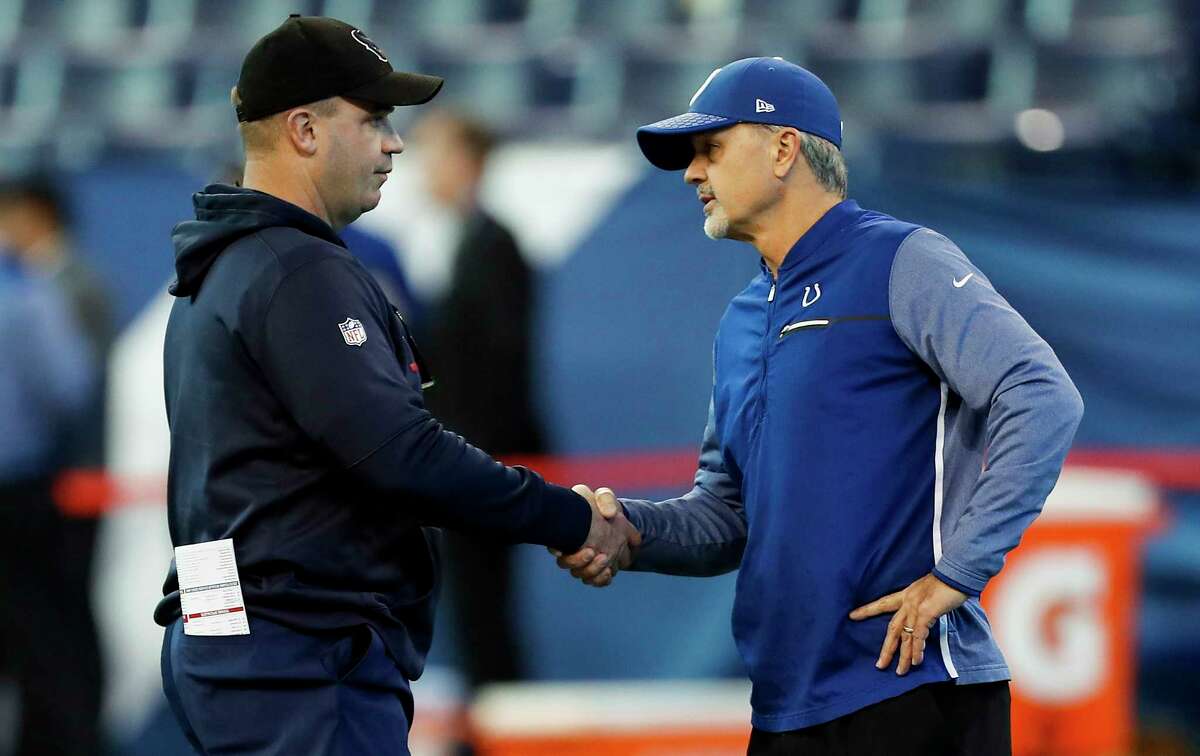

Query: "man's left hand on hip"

xmin=848 ymin=573 xmax=968 ymax=676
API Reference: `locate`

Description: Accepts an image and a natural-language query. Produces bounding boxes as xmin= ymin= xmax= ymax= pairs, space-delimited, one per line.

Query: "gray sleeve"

xmin=619 ymin=398 xmax=747 ymax=577
xmin=889 ymin=229 xmax=1084 ymax=595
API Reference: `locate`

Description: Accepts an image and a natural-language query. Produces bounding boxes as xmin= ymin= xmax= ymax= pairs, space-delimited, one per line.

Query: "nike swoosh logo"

xmin=953 ymin=273 xmax=974 ymax=288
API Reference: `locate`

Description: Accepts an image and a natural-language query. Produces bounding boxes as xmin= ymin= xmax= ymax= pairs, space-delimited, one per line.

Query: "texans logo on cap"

xmin=235 ymin=15 xmax=443 ymax=123
xmin=351 ymin=29 xmax=387 ymax=62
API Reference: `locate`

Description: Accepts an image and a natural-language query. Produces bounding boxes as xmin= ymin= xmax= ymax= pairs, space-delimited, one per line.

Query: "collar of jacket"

xmin=766 ymin=199 xmax=862 ymax=277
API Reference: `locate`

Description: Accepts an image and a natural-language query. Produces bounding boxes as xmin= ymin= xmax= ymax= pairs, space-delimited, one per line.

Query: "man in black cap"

xmin=155 ymin=16 xmax=639 ymax=754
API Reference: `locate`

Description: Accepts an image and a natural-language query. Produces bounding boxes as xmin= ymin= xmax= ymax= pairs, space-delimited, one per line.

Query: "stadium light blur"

xmin=1015 ymin=108 xmax=1065 ymax=152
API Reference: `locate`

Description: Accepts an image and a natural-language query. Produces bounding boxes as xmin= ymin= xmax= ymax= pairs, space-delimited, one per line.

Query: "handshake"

xmin=550 ymin=485 xmax=642 ymax=587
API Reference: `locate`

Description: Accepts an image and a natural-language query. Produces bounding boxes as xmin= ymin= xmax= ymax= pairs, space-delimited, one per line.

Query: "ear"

xmin=772 ymin=128 xmax=802 ymax=180
xmin=283 ymin=108 xmax=320 ymax=157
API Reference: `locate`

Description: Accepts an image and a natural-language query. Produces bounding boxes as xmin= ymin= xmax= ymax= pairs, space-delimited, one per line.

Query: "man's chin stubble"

xmin=704 ymin=213 xmax=730 ymax=240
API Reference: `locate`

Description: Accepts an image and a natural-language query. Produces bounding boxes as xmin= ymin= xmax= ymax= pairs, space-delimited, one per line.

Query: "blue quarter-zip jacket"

xmin=153 ymin=185 xmax=591 ymax=681
xmin=622 ymin=200 xmax=1083 ymax=731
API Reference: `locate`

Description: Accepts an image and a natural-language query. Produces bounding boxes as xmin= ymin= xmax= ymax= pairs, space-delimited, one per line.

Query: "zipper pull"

xmin=767 ymin=284 xmax=776 ymax=302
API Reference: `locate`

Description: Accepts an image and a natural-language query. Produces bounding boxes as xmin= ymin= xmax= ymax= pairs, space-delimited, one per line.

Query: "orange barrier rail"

xmin=49 ymin=447 xmax=1200 ymax=518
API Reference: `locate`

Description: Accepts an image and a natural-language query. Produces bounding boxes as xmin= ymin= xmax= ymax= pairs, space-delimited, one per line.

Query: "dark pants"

xmin=443 ymin=531 xmax=520 ymax=687
xmin=0 ymin=478 xmax=103 ymax=756
xmin=161 ymin=617 xmax=413 ymax=755
xmin=747 ymin=681 xmax=1011 ymax=756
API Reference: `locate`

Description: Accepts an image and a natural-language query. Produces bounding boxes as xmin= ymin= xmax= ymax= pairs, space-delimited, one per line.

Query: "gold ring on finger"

xmin=902 ymin=625 xmax=915 ymax=634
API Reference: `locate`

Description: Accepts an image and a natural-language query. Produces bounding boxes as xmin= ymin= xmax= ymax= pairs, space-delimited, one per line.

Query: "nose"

xmin=384 ymin=128 xmax=404 ymax=156
xmin=684 ymin=153 xmax=706 ymax=186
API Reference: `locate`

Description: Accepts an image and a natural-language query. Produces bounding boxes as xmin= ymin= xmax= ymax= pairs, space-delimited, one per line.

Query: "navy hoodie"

xmin=153 ymin=185 xmax=591 ymax=680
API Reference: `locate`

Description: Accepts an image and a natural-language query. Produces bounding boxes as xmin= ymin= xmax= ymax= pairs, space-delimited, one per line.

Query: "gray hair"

xmin=760 ymin=124 xmax=848 ymax=199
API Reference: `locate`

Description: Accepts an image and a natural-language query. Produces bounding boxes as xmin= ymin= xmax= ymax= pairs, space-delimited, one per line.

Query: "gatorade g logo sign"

xmin=992 ymin=547 xmax=1107 ymax=702
xmin=351 ymin=29 xmax=387 ymax=62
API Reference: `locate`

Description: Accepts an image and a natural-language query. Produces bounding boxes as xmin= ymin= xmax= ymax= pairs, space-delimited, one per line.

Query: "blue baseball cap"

xmin=636 ymin=57 xmax=842 ymax=171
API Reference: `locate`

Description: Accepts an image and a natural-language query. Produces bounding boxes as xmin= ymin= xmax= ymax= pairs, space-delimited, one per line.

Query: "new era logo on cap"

xmin=755 ymin=99 xmax=775 ymax=113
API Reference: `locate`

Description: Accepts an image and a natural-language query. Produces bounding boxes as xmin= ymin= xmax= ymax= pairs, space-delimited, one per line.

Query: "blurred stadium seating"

xmin=0 ymin=0 xmax=1192 ymax=177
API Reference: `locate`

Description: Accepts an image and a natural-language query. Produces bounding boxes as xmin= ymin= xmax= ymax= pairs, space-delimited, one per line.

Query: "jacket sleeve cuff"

xmin=616 ymin=500 xmax=646 ymax=568
xmin=932 ymin=563 xmax=984 ymax=597
xmin=538 ymin=484 xmax=593 ymax=554
xmin=617 ymin=499 xmax=641 ymax=532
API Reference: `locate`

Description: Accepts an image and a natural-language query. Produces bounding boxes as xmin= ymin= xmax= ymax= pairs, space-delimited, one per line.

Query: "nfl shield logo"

xmin=338 ymin=317 xmax=367 ymax=347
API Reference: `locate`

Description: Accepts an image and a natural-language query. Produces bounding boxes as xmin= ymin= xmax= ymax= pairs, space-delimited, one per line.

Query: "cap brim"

xmin=346 ymin=71 xmax=444 ymax=107
xmin=635 ymin=112 xmax=736 ymax=170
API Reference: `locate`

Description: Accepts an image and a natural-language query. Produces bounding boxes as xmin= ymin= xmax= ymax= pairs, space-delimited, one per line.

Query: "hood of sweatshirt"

xmin=169 ymin=184 xmax=345 ymax=297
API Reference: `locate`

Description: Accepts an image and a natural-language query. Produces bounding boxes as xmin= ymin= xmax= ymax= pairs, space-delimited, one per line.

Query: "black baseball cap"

xmin=235 ymin=15 xmax=443 ymax=122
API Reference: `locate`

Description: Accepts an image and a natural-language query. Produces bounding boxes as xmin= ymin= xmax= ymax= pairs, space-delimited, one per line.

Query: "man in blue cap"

xmin=556 ymin=57 xmax=1084 ymax=754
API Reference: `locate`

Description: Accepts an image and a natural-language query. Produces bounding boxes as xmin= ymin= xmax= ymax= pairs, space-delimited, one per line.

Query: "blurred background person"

xmin=0 ymin=177 xmax=115 ymax=465
xmin=0 ymin=235 xmax=102 ymax=756
xmin=0 ymin=177 xmax=110 ymax=756
xmin=411 ymin=109 xmax=545 ymax=689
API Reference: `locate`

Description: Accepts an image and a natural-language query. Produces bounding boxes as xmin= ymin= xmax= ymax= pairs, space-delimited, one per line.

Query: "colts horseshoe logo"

xmin=802 ymin=283 xmax=822 ymax=307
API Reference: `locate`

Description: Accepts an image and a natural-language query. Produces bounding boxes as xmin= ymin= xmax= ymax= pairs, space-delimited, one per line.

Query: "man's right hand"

xmin=555 ymin=485 xmax=640 ymax=587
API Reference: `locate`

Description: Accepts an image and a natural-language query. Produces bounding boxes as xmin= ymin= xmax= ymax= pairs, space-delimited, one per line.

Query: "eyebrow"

xmin=345 ymin=97 xmax=393 ymax=118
